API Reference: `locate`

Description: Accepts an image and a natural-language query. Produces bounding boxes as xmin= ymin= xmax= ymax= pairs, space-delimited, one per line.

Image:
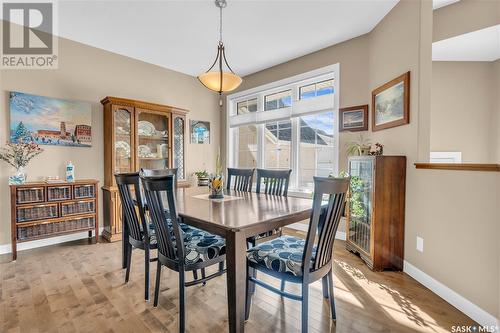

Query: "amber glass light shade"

xmin=198 ymin=71 xmax=242 ymax=93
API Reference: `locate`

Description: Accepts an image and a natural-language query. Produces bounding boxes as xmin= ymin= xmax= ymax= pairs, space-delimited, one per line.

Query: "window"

xmin=264 ymin=120 xmax=292 ymax=169
xmin=299 ymin=79 xmax=334 ymax=100
xmin=236 ymin=125 xmax=258 ymax=168
xmin=237 ymin=98 xmax=257 ymax=115
xmin=227 ymin=64 xmax=339 ymax=192
xmin=264 ymin=90 xmax=291 ymax=111
xmin=298 ymin=112 xmax=335 ymax=188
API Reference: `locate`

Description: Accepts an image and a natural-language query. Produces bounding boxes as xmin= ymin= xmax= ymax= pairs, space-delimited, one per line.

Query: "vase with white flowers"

xmin=0 ymin=140 xmax=43 ymax=184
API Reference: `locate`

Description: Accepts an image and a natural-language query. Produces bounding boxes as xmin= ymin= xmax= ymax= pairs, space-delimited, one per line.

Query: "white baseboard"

xmin=0 ymin=227 xmax=103 ymax=255
xmin=403 ymin=260 xmax=499 ymax=328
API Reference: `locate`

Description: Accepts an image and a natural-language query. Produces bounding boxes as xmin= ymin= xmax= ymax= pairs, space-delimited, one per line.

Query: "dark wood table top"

xmin=176 ymin=187 xmax=313 ymax=235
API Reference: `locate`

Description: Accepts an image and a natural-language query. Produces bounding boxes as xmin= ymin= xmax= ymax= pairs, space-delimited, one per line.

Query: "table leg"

xmin=226 ymin=230 xmax=247 ymax=333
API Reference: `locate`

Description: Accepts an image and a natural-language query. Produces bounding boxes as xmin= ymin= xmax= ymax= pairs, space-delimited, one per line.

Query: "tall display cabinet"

xmin=101 ymin=96 xmax=188 ymax=242
xmin=346 ymin=155 xmax=406 ymax=271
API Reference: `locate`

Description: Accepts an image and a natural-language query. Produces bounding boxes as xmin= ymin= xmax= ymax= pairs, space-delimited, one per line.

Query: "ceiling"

xmin=56 ymin=0 xmax=398 ymax=77
xmin=433 ymin=0 xmax=460 ymax=10
xmin=432 ymin=24 xmax=500 ymax=62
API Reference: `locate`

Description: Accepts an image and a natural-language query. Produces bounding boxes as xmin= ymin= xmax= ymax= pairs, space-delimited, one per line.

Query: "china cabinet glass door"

xmin=173 ymin=115 xmax=185 ymax=179
xmin=114 ymin=107 xmax=133 ymax=174
xmin=348 ymin=157 xmax=374 ymax=254
xmin=136 ymin=109 xmax=170 ymax=171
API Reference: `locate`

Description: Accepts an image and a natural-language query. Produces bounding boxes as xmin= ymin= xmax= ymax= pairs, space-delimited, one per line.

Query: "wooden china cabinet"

xmin=101 ymin=96 xmax=188 ymax=242
xmin=346 ymin=155 xmax=406 ymax=271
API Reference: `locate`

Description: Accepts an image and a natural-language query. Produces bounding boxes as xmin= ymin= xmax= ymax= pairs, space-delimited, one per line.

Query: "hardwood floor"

xmin=0 ymin=230 xmax=475 ymax=333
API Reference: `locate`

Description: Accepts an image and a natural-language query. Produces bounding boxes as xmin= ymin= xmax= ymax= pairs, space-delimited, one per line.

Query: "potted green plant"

xmin=194 ymin=170 xmax=210 ymax=186
xmin=346 ymin=134 xmax=372 ymax=156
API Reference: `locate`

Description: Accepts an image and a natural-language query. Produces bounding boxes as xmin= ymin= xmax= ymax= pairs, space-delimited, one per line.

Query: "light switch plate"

xmin=416 ymin=236 xmax=424 ymax=253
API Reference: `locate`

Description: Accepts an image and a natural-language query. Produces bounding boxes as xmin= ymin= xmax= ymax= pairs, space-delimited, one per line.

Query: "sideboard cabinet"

xmin=10 ymin=179 xmax=99 ymax=260
xmin=101 ymin=96 xmax=189 ymax=242
xmin=346 ymin=156 xmax=406 ymax=271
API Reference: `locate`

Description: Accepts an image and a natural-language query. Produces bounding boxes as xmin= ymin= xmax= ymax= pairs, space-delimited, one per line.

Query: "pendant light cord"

xmin=219 ymin=1 xmax=223 ymax=43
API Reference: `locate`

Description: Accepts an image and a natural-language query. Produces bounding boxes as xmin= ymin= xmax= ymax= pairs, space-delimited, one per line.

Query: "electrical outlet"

xmin=416 ymin=236 xmax=424 ymax=253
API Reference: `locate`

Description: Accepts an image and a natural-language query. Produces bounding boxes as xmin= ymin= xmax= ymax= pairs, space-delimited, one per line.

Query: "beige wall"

xmin=224 ymin=0 xmax=499 ymax=321
xmin=494 ymin=60 xmax=500 ymax=163
xmin=433 ymin=0 xmax=500 ymax=41
xmin=0 ymin=37 xmax=221 ymax=247
xmin=431 ymin=61 xmax=497 ymax=162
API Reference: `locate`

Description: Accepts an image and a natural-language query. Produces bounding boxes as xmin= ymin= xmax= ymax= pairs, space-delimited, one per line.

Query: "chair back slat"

xmin=141 ymin=168 xmax=178 ymax=189
xmin=302 ymin=177 xmax=349 ymax=275
xmin=115 ymin=172 xmax=148 ymax=243
xmin=227 ymin=168 xmax=254 ymax=192
xmin=255 ymin=169 xmax=292 ymax=197
xmin=140 ymin=174 xmax=185 ymax=265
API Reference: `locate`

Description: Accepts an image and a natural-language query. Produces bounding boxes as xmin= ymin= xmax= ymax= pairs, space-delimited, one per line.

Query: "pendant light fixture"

xmin=198 ymin=0 xmax=242 ymax=105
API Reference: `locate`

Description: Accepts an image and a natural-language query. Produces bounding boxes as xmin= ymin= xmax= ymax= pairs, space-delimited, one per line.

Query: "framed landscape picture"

xmin=190 ymin=120 xmax=210 ymax=144
xmin=339 ymin=105 xmax=368 ymax=132
xmin=10 ymin=91 xmax=92 ymax=147
xmin=372 ymin=71 xmax=410 ymax=131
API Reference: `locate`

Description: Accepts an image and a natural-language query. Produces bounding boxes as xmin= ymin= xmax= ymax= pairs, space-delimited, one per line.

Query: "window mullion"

xmin=291 ymin=118 xmax=299 ymax=190
xmin=257 ymin=124 xmax=264 ymax=169
xmin=290 ymin=85 xmax=299 ymax=190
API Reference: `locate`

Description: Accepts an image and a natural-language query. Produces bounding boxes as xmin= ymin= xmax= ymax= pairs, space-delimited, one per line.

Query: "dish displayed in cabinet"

xmin=138 ymin=120 xmax=156 ymax=136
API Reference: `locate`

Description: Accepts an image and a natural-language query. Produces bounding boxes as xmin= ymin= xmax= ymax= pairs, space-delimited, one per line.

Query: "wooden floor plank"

xmin=0 ymin=231 xmax=475 ymax=333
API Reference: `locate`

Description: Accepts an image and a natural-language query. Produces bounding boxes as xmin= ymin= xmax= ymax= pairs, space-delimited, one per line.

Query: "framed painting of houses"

xmin=9 ymin=91 xmax=92 ymax=147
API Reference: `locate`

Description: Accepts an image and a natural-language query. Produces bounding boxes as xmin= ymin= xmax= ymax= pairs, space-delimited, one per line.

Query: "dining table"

xmin=123 ymin=186 xmax=313 ymax=333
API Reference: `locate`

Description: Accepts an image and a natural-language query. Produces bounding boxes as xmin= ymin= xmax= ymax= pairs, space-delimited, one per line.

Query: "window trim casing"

xmin=226 ymin=64 xmax=340 ymax=192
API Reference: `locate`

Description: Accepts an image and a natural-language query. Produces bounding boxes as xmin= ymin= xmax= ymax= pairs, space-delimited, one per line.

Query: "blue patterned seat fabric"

xmin=247 ymin=236 xmax=316 ymax=277
xmin=149 ymin=219 xmax=226 ymax=265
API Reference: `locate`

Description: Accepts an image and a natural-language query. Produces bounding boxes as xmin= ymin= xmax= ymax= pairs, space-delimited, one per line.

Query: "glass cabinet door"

xmin=173 ymin=115 xmax=185 ymax=179
xmin=113 ymin=107 xmax=133 ymax=174
xmin=136 ymin=109 xmax=170 ymax=171
xmin=348 ymin=157 xmax=374 ymax=254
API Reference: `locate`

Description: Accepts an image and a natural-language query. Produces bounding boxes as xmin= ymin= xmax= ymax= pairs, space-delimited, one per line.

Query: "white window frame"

xmin=226 ymin=64 xmax=340 ymax=194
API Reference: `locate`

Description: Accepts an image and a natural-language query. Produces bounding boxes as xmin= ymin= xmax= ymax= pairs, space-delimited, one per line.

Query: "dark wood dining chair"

xmin=255 ymin=168 xmax=292 ymax=196
xmin=140 ymin=174 xmax=226 ymax=333
xmin=249 ymin=168 xmax=292 ymax=244
xmin=115 ymin=172 xmax=157 ymax=301
xmin=141 ymin=168 xmax=178 ymax=189
xmin=245 ymin=176 xmax=349 ymax=332
xmin=226 ymin=167 xmax=254 ymax=192
xmin=140 ymin=167 xmax=208 ymax=283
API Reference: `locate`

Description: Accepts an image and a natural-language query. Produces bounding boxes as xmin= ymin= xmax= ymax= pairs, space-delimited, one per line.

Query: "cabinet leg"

xmin=12 ymin=242 xmax=17 ymax=261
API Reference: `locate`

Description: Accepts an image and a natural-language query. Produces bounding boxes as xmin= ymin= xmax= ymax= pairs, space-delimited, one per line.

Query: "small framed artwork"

xmin=339 ymin=105 xmax=368 ymax=132
xmin=190 ymin=120 xmax=210 ymax=144
xmin=372 ymin=71 xmax=410 ymax=131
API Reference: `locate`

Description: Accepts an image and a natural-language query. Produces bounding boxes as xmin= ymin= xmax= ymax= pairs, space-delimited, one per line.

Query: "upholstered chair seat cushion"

xmin=246 ymin=236 xmax=316 ymax=276
xmin=158 ymin=220 xmax=226 ymax=265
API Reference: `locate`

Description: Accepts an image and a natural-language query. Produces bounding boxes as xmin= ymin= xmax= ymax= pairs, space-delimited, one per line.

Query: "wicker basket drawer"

xmin=17 ymin=216 xmax=96 ymax=241
xmin=16 ymin=203 xmax=58 ymax=223
xmin=61 ymin=200 xmax=95 ymax=216
xmin=74 ymin=184 xmax=95 ymax=199
xmin=16 ymin=187 xmax=45 ymax=204
xmin=47 ymin=186 xmax=72 ymax=201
